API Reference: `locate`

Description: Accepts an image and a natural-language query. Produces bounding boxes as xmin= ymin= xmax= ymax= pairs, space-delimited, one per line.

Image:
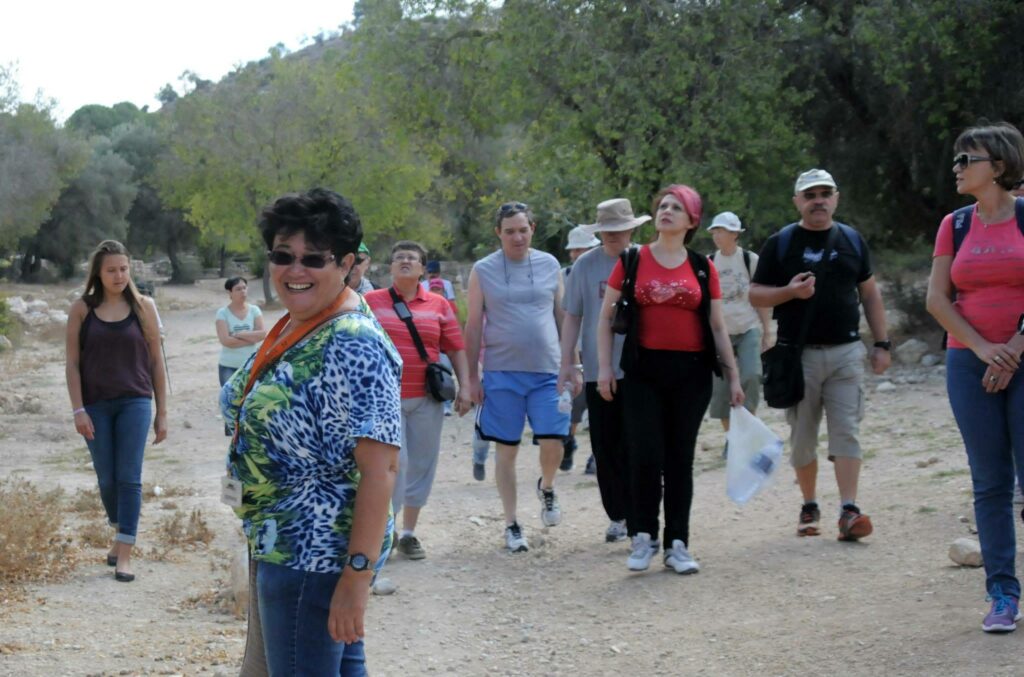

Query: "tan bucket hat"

xmin=583 ymin=198 xmax=651 ymax=233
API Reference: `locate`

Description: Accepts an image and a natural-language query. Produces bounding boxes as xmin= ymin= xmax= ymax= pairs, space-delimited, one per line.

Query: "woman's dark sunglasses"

xmin=497 ymin=202 xmax=528 ymax=218
xmin=267 ymin=250 xmax=336 ymax=269
xmin=953 ymin=153 xmax=993 ymax=169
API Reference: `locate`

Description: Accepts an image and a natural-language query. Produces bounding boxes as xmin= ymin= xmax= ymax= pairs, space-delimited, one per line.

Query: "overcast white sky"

xmin=1 ymin=1 xmax=356 ymax=122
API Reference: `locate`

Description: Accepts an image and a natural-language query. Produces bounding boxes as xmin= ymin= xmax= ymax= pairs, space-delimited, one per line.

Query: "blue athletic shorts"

xmin=476 ymin=371 xmax=569 ymax=445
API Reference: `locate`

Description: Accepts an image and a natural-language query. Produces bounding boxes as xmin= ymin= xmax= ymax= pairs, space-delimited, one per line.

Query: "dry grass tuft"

xmin=78 ymin=519 xmax=112 ymax=549
xmin=148 ymin=508 xmax=216 ymax=561
xmin=66 ymin=487 xmax=102 ymax=513
xmin=0 ymin=478 xmax=80 ymax=590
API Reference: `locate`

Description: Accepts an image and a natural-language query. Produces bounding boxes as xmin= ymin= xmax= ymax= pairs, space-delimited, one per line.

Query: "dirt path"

xmin=0 ymin=280 xmax=1021 ymax=676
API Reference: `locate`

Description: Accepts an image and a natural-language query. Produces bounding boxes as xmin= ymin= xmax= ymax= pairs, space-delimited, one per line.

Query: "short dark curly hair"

xmin=954 ymin=121 xmax=1024 ymax=191
xmin=259 ymin=188 xmax=363 ymax=264
xmin=224 ymin=276 xmax=247 ymax=292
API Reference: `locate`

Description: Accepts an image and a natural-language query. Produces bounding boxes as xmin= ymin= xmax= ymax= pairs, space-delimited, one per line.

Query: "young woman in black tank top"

xmin=65 ymin=240 xmax=168 ymax=582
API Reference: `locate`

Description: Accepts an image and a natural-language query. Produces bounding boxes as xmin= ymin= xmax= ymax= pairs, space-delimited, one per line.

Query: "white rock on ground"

xmin=895 ymin=338 xmax=929 ymax=365
xmin=0 ymin=335 xmax=11 ymax=351
xmin=948 ymin=538 xmax=983 ymax=567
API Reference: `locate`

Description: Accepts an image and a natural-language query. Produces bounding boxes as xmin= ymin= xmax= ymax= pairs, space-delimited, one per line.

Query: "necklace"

xmin=502 ymin=250 xmax=534 ymax=285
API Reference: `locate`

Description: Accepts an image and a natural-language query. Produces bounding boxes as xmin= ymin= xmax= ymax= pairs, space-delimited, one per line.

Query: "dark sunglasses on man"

xmin=267 ymin=249 xmax=336 ymax=269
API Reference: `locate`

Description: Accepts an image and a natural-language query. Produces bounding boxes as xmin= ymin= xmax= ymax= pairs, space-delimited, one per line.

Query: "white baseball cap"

xmin=794 ymin=168 xmax=837 ymax=193
xmin=707 ymin=211 xmax=743 ymax=232
xmin=566 ymin=225 xmax=600 ymax=250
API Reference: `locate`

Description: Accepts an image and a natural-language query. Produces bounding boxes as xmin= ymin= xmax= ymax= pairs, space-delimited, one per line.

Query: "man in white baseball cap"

xmin=706 ymin=211 xmax=771 ymax=454
xmin=558 ymin=198 xmax=650 ymax=543
xmin=749 ymin=168 xmax=891 ymax=543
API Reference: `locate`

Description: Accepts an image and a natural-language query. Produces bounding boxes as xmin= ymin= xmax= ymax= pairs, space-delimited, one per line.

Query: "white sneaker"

xmin=536 ymin=478 xmax=562 ymax=527
xmin=626 ymin=532 xmax=659 ymax=571
xmin=605 ymin=520 xmax=628 ymax=543
xmin=505 ymin=522 xmax=528 ymax=553
xmin=664 ymin=539 xmax=700 ymax=575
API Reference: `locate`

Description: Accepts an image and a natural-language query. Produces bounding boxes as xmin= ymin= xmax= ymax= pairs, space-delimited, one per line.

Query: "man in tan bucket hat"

xmin=558 ymin=198 xmax=650 ymax=543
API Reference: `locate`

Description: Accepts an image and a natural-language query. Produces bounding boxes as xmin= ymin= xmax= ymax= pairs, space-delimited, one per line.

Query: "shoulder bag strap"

xmin=621 ymin=246 xmax=640 ymax=301
xmin=389 ymin=287 xmax=431 ymax=364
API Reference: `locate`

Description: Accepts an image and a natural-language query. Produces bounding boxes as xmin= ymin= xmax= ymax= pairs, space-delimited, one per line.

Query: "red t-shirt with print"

xmin=608 ymin=245 xmax=721 ymax=351
xmin=933 ymin=209 xmax=1024 ymax=349
xmin=365 ymin=285 xmax=465 ymax=399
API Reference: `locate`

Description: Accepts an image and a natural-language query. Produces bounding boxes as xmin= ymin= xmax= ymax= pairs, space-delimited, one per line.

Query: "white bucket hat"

xmin=707 ymin=211 xmax=744 ymax=232
xmin=794 ymin=168 xmax=837 ymax=193
xmin=566 ymin=225 xmax=600 ymax=250
xmin=583 ymin=198 xmax=652 ymax=233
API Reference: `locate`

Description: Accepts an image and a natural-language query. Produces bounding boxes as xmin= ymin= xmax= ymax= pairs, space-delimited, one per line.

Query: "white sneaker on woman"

xmin=627 ymin=532 xmax=659 ymax=571
xmin=663 ymin=539 xmax=700 ymax=575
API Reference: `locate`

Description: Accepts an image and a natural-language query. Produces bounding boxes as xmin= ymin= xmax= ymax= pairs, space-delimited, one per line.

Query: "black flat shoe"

xmin=106 ymin=554 xmax=118 ymax=567
xmin=114 ymin=571 xmax=135 ymax=582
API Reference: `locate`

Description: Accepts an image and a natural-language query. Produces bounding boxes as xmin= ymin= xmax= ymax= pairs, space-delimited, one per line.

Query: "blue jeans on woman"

xmin=257 ymin=562 xmax=369 ymax=676
xmin=84 ymin=396 xmax=152 ymax=544
xmin=947 ymin=348 xmax=1024 ymax=598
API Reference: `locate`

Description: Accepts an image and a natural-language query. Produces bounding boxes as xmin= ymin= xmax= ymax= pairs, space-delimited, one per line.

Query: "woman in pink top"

xmin=365 ymin=241 xmax=471 ymax=561
xmin=927 ymin=121 xmax=1024 ymax=633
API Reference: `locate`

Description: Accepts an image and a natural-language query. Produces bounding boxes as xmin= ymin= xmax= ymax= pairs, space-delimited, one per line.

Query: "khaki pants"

xmin=786 ymin=342 xmax=866 ymax=468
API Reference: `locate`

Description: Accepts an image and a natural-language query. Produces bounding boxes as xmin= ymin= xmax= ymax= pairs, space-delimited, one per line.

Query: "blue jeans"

xmin=257 ymin=562 xmax=369 ymax=676
xmin=947 ymin=348 xmax=1024 ymax=598
xmin=84 ymin=396 xmax=152 ymax=544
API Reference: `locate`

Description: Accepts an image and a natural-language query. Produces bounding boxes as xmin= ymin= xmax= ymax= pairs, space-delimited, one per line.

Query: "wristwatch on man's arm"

xmin=873 ymin=339 xmax=892 ymax=351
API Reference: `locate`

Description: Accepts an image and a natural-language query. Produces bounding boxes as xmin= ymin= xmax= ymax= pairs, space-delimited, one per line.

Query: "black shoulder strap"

xmin=742 ymin=248 xmax=752 ymax=278
xmin=687 ymin=249 xmax=722 ymax=377
xmin=620 ymin=246 xmax=641 ymax=301
xmin=951 ymin=204 xmax=974 ymax=257
xmin=388 ymin=287 xmax=430 ymax=364
xmin=776 ymin=223 xmax=799 ymax=262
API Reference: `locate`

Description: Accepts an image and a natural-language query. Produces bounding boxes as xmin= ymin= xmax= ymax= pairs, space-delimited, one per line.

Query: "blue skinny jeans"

xmin=84 ymin=396 xmax=152 ymax=544
xmin=946 ymin=348 xmax=1024 ymax=598
xmin=257 ymin=562 xmax=369 ymax=676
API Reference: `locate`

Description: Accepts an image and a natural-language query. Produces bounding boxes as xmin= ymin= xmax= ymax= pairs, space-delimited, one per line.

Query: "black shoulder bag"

xmin=389 ymin=288 xmax=456 ymax=402
xmin=761 ymin=225 xmax=840 ymax=409
xmin=611 ymin=246 xmax=641 ymax=335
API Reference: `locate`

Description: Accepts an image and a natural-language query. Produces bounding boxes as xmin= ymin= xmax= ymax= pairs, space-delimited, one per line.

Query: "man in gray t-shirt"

xmin=558 ymin=198 xmax=650 ymax=544
xmin=465 ymin=202 xmax=569 ymax=553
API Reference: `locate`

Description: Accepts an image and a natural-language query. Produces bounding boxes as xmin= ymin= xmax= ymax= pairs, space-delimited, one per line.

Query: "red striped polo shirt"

xmin=365 ymin=285 xmax=465 ymax=399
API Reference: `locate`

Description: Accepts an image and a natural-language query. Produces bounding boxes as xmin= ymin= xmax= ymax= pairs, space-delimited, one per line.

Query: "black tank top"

xmin=80 ymin=308 xmax=154 ymax=405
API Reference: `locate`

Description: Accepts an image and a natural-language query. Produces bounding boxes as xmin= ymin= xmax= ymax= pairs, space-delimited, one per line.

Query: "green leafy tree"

xmin=65 ymin=102 xmax=148 ymax=138
xmin=157 ymin=47 xmax=443 ymax=265
xmin=111 ymin=122 xmax=199 ymax=283
xmin=779 ymin=0 xmax=1024 ymax=244
xmin=21 ymin=136 xmax=137 ymax=279
xmin=0 ymin=66 xmax=88 ymax=255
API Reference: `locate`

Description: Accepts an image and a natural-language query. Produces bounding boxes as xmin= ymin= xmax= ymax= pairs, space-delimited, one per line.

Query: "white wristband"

xmin=72 ymin=407 xmax=86 ymax=416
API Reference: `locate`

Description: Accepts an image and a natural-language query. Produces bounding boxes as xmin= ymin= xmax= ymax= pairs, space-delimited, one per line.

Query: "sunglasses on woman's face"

xmin=267 ymin=249 xmax=336 ymax=269
xmin=953 ymin=153 xmax=993 ymax=169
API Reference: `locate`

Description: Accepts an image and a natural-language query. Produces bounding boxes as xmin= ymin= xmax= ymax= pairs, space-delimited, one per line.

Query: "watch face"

xmin=348 ymin=553 xmax=370 ymax=571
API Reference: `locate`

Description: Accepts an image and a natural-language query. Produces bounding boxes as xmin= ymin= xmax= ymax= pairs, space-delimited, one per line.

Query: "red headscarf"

xmin=661 ymin=184 xmax=702 ymax=226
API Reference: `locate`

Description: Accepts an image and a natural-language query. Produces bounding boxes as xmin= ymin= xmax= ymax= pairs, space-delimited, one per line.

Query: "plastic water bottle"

xmin=726 ymin=440 xmax=783 ymax=505
xmin=557 ymin=389 xmax=573 ymax=414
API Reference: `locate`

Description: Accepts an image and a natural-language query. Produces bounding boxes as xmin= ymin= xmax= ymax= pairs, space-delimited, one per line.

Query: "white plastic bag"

xmin=726 ymin=406 xmax=784 ymax=505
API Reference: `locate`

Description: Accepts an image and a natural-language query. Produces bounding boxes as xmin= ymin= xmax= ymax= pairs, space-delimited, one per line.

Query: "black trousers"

xmin=585 ymin=380 xmax=630 ymax=523
xmin=623 ymin=348 xmax=712 ymax=546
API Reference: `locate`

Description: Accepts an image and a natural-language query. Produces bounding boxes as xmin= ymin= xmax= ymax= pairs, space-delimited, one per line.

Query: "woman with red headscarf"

xmin=597 ymin=184 xmax=743 ymax=575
